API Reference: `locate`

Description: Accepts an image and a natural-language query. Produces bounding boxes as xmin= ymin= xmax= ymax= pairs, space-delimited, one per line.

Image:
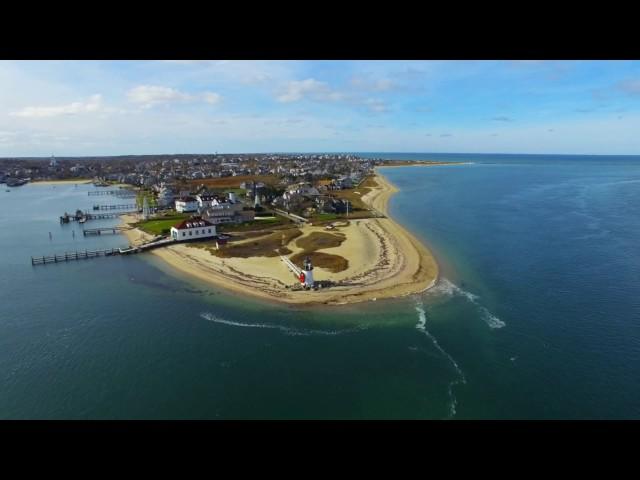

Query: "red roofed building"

xmin=170 ymin=217 xmax=216 ymax=241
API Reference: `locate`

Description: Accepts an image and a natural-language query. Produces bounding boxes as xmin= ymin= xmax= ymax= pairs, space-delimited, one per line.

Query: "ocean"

xmin=1 ymin=153 xmax=639 ymax=419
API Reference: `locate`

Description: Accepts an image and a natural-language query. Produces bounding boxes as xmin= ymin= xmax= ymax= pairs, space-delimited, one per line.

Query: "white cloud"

xmin=127 ymin=85 xmax=222 ymax=108
xmin=364 ymin=98 xmax=388 ymax=113
xmin=351 ymin=76 xmax=395 ymax=92
xmin=127 ymin=85 xmax=192 ymax=107
xmin=202 ymin=92 xmax=222 ymax=104
xmin=278 ymin=78 xmax=332 ymax=103
xmin=10 ymin=94 xmax=104 ymax=118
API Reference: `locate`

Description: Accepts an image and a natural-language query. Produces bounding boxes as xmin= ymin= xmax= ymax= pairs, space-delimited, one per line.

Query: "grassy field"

xmin=295 ymin=231 xmax=346 ymax=251
xmin=290 ymin=231 xmax=349 ymax=273
xmin=309 ymin=213 xmax=339 ymax=224
xmin=290 ymin=251 xmax=349 ymax=273
xmin=134 ymin=213 xmax=189 ymax=235
xmin=218 ymin=215 xmax=292 ymax=233
xmin=194 ymin=228 xmax=303 ymax=258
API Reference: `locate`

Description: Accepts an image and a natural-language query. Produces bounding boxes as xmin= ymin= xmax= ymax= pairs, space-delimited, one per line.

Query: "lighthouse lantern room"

xmin=299 ymin=256 xmax=314 ymax=289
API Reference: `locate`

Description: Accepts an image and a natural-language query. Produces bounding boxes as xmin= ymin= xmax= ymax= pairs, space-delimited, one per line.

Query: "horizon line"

xmin=2 ymin=151 xmax=640 ymax=159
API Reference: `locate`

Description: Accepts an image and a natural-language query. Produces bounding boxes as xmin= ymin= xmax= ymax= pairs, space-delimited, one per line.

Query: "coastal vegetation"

xmin=135 ymin=190 xmax=158 ymax=209
xmin=217 ymin=215 xmax=292 ymax=233
xmin=193 ymin=228 xmax=303 ymax=258
xmin=290 ymin=251 xmax=348 ymax=273
xmin=134 ymin=213 xmax=189 ymax=236
xmin=289 ymin=231 xmax=349 ymax=273
xmin=295 ymin=231 xmax=346 ymax=251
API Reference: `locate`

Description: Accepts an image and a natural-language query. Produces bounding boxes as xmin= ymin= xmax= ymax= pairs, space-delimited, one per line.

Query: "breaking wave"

xmin=479 ymin=306 xmax=506 ymax=329
xmin=415 ymin=302 xmax=467 ymax=419
xmin=427 ymin=278 xmax=505 ymax=329
xmin=200 ymin=312 xmax=368 ymax=336
xmin=427 ymin=278 xmax=479 ymax=302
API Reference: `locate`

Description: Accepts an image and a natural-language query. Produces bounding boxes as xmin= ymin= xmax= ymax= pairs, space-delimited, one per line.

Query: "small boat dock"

xmin=31 ymin=237 xmax=176 ymax=266
xmin=60 ymin=211 xmax=139 ymax=223
xmin=88 ymin=189 xmax=136 ymax=197
xmin=92 ymin=204 xmax=137 ymax=211
xmin=31 ymin=248 xmax=121 ymax=265
xmin=83 ymin=227 xmax=131 ymax=236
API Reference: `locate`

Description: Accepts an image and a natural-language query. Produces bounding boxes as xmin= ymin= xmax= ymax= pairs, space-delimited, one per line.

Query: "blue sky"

xmin=1 ymin=60 xmax=640 ymax=156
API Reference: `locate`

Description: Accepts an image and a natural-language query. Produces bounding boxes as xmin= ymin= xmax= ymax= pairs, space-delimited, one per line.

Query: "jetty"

xmin=60 ymin=210 xmax=139 ymax=223
xmin=31 ymin=237 xmax=177 ymax=266
xmin=83 ymin=227 xmax=131 ymax=236
xmin=92 ymin=204 xmax=137 ymax=211
xmin=31 ymin=248 xmax=121 ymax=265
xmin=88 ymin=189 xmax=136 ymax=197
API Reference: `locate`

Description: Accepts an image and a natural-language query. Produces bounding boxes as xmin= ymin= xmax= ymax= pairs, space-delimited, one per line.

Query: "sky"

xmin=1 ymin=60 xmax=640 ymax=156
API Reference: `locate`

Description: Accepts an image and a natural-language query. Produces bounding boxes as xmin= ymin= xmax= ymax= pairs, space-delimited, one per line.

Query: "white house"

xmin=175 ymin=196 xmax=199 ymax=213
xmin=170 ymin=217 xmax=216 ymax=241
xmin=195 ymin=193 xmax=218 ymax=209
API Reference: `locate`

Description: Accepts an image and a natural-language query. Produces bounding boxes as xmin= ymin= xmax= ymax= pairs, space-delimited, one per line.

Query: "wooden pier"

xmin=88 ymin=189 xmax=136 ymax=197
xmin=31 ymin=237 xmax=176 ymax=266
xmin=92 ymin=204 xmax=137 ymax=211
xmin=83 ymin=227 xmax=130 ymax=236
xmin=60 ymin=211 xmax=139 ymax=223
xmin=31 ymin=248 xmax=121 ymax=265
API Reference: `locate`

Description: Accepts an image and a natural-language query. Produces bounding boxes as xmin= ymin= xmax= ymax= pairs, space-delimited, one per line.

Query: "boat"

xmin=79 ymin=217 xmax=87 ymax=224
xmin=5 ymin=178 xmax=28 ymax=187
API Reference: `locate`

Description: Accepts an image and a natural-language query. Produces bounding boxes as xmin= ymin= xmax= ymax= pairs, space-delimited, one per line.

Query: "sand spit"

xmin=120 ymin=170 xmax=440 ymax=306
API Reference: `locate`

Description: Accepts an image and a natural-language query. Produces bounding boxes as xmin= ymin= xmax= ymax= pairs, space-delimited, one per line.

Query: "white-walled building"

xmin=175 ymin=196 xmax=199 ymax=213
xmin=196 ymin=194 xmax=217 ymax=209
xmin=170 ymin=217 xmax=216 ymax=241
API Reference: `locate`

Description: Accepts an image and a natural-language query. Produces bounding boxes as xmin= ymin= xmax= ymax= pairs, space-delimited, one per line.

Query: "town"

xmin=1 ymin=153 xmax=413 ymax=223
xmin=17 ymin=153 xmax=442 ymax=293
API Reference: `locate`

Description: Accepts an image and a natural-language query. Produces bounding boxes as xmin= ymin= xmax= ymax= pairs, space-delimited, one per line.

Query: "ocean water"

xmin=1 ymin=154 xmax=640 ymax=419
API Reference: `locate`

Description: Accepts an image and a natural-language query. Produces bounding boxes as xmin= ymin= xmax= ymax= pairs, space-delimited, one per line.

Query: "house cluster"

xmin=174 ymin=191 xmax=255 ymax=225
xmin=0 ymin=153 xmax=376 ymax=187
xmin=271 ymin=181 xmax=352 ymax=217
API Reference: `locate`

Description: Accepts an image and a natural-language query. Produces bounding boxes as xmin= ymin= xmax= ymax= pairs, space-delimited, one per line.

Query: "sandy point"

xmin=119 ymin=172 xmax=439 ymax=306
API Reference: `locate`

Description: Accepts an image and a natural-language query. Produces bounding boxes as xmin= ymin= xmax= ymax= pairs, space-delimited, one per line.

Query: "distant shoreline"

xmin=30 ymin=179 xmax=93 ymax=185
xmin=376 ymin=161 xmax=471 ymax=168
xmin=120 ymin=167 xmax=449 ymax=306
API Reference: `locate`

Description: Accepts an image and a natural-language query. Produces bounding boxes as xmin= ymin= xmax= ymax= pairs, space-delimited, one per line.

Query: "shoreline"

xmin=30 ymin=179 xmax=93 ymax=185
xmin=121 ymin=170 xmax=440 ymax=306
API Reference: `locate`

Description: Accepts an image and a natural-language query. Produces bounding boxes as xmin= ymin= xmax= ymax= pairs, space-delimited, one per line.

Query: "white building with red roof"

xmin=170 ymin=217 xmax=216 ymax=241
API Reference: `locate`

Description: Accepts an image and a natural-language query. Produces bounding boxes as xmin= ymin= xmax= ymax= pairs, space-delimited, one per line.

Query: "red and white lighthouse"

xmin=300 ymin=256 xmax=314 ymax=289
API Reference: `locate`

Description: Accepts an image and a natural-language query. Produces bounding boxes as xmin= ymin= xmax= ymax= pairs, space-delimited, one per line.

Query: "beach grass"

xmin=290 ymin=251 xmax=349 ymax=273
xmin=135 ymin=213 xmax=189 ymax=235
xmin=196 ymin=227 xmax=304 ymax=258
xmin=295 ymin=231 xmax=346 ymax=251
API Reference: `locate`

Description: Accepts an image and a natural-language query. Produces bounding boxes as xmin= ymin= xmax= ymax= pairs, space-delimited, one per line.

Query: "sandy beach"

xmin=30 ymin=179 xmax=93 ymax=185
xmin=121 ymin=170 xmax=439 ymax=305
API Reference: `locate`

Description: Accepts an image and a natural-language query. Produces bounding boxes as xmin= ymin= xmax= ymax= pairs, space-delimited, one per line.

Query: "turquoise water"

xmin=1 ymin=155 xmax=640 ymax=419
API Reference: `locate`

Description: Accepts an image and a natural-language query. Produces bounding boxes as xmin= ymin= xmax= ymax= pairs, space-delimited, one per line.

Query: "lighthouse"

xmin=299 ymin=256 xmax=315 ymax=289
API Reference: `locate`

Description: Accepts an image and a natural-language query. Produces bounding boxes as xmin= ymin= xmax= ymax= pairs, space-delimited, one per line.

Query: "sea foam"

xmin=427 ymin=278 xmax=505 ymax=329
xmin=200 ymin=312 xmax=367 ymax=337
xmin=415 ymin=302 xmax=467 ymax=419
